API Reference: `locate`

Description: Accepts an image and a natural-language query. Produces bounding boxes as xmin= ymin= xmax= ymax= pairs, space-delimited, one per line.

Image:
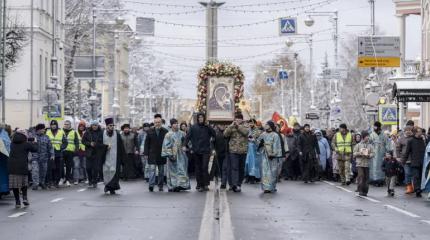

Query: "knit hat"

xmin=266 ymin=120 xmax=276 ymax=131
xmin=374 ymin=121 xmax=382 ymax=129
xmin=339 ymin=123 xmax=347 ymax=130
xmin=50 ymin=120 xmax=58 ymax=127
xmin=35 ymin=123 xmax=46 ymax=131
xmin=90 ymin=120 xmax=99 ymax=126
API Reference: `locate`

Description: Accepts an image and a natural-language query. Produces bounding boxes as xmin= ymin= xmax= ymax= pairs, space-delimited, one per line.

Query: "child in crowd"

xmin=382 ymin=151 xmax=402 ymax=197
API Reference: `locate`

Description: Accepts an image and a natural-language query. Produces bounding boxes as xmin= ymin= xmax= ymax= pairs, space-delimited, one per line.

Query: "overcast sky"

xmin=124 ymin=0 xmax=421 ymax=99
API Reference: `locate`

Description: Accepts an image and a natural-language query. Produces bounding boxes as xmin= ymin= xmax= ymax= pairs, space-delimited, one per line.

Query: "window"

xmin=39 ymin=54 xmax=43 ymax=93
xmin=45 ymin=56 xmax=48 ymax=86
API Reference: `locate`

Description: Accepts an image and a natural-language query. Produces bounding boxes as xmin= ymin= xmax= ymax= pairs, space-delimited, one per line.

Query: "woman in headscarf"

xmin=0 ymin=124 xmax=11 ymax=198
xmin=7 ymin=129 xmax=37 ymax=207
xmin=258 ymin=121 xmax=282 ymax=193
xmin=315 ymin=129 xmax=331 ymax=180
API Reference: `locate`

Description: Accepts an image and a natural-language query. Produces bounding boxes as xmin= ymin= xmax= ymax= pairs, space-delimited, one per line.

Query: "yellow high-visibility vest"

xmin=78 ymin=133 xmax=85 ymax=151
xmin=65 ymin=130 xmax=77 ymax=152
xmin=335 ymin=132 xmax=352 ymax=153
xmin=46 ymin=129 xmax=65 ymax=151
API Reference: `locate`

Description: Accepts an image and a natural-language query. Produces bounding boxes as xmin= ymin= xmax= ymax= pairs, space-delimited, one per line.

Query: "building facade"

xmin=4 ymin=0 xmax=65 ymax=128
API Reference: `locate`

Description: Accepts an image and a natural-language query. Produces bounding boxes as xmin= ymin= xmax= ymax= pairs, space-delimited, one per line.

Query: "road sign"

xmin=73 ymin=56 xmax=105 ymax=79
xmin=266 ymin=77 xmax=275 ymax=86
xmin=379 ymin=104 xmax=398 ymax=125
xmin=278 ymin=70 xmax=288 ymax=80
xmin=279 ymin=18 xmax=297 ymax=36
xmin=357 ymin=36 xmax=400 ymax=68
xmin=305 ymin=113 xmax=319 ymax=120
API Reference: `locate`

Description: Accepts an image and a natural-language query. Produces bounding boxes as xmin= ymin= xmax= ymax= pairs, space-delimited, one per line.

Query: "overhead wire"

xmin=219 ymin=0 xmax=337 ymax=14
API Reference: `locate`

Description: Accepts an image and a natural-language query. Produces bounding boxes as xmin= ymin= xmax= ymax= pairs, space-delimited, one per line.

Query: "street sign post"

xmin=305 ymin=112 xmax=319 ymax=120
xmin=357 ymin=36 xmax=400 ymax=68
xmin=278 ymin=70 xmax=288 ymax=80
xmin=379 ymin=104 xmax=398 ymax=125
xmin=279 ymin=18 xmax=297 ymax=36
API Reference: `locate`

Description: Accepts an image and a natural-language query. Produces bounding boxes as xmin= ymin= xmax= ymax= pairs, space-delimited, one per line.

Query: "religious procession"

xmin=0 ymin=111 xmax=429 ymax=209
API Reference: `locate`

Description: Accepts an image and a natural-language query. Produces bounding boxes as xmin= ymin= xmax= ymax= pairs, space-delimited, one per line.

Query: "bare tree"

xmin=1 ymin=18 xmax=27 ymax=71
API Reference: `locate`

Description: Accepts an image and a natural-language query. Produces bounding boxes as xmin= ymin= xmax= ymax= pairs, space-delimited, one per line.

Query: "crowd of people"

xmin=0 ymin=112 xmax=430 ymax=209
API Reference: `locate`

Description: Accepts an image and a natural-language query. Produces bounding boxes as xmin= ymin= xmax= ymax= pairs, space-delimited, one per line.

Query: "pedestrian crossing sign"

xmin=278 ymin=70 xmax=288 ymax=80
xmin=266 ymin=77 xmax=276 ymax=86
xmin=279 ymin=18 xmax=297 ymax=36
xmin=379 ymin=104 xmax=398 ymax=125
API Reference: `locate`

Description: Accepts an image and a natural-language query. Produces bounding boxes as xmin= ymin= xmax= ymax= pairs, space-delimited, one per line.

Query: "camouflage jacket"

xmin=224 ymin=124 xmax=249 ymax=154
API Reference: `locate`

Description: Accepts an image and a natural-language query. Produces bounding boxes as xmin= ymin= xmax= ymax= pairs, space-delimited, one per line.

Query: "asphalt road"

xmin=0 ymin=179 xmax=429 ymax=240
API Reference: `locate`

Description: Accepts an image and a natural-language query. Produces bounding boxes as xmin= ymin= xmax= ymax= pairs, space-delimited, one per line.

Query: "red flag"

xmin=272 ymin=112 xmax=289 ymax=135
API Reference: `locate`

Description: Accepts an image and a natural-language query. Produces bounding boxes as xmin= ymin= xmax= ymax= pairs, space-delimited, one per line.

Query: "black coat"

xmin=144 ymin=127 xmax=168 ymax=165
xmin=82 ymin=127 xmax=105 ymax=168
xmin=185 ymin=123 xmax=216 ymax=154
xmin=405 ymin=136 xmax=426 ymax=167
xmin=214 ymin=130 xmax=227 ymax=160
xmin=298 ymin=132 xmax=320 ymax=155
xmin=8 ymin=133 xmax=38 ymax=175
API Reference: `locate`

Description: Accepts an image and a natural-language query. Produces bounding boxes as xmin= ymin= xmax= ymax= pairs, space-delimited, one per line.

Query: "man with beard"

xmin=144 ymin=114 xmax=169 ymax=192
xmin=298 ymin=124 xmax=320 ymax=183
xmin=82 ymin=121 xmax=104 ymax=188
xmin=120 ymin=124 xmax=139 ymax=180
xmin=369 ymin=121 xmax=391 ymax=186
xmin=185 ymin=113 xmax=216 ymax=192
xmin=102 ymin=118 xmax=125 ymax=194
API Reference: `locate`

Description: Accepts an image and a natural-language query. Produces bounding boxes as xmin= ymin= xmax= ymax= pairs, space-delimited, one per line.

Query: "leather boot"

xmin=405 ymin=184 xmax=414 ymax=194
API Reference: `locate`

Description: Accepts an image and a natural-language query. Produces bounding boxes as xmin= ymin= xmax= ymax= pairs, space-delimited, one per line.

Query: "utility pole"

xmin=30 ymin=0 xmax=34 ymax=126
xmin=199 ymin=0 xmax=224 ymax=62
xmin=292 ymin=53 xmax=299 ymax=116
xmin=1 ymin=0 xmax=5 ymax=124
xmin=91 ymin=4 xmax=97 ymax=120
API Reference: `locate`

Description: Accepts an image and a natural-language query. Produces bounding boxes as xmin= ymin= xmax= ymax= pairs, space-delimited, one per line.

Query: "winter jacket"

xmin=224 ymin=124 xmax=249 ymax=155
xmin=353 ymin=141 xmax=374 ymax=168
xmin=144 ymin=127 xmax=168 ymax=165
xmin=121 ymin=132 xmax=138 ymax=154
xmin=30 ymin=133 xmax=54 ymax=162
xmin=8 ymin=133 xmax=38 ymax=175
xmin=82 ymin=127 xmax=104 ymax=160
xmin=381 ymin=157 xmax=402 ymax=177
xmin=185 ymin=123 xmax=216 ymax=154
xmin=214 ymin=129 xmax=227 ymax=160
xmin=397 ymin=134 xmax=413 ymax=164
xmin=286 ymin=135 xmax=299 ymax=159
xmin=404 ymin=136 xmax=426 ymax=167
xmin=298 ymin=132 xmax=320 ymax=155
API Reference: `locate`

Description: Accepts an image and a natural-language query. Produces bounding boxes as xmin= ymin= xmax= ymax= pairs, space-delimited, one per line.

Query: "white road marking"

xmin=219 ymin=191 xmax=234 ymax=240
xmin=421 ymin=220 xmax=430 ymax=225
xmin=336 ymin=186 xmax=353 ymax=193
xmin=357 ymin=195 xmax=381 ymax=203
xmin=198 ymin=185 xmax=215 ymax=240
xmin=323 ymin=181 xmax=335 ymax=186
xmin=8 ymin=212 xmax=27 ymax=218
xmin=77 ymin=188 xmax=87 ymax=192
xmin=384 ymin=204 xmax=420 ymax=218
xmin=50 ymin=198 xmax=64 ymax=203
